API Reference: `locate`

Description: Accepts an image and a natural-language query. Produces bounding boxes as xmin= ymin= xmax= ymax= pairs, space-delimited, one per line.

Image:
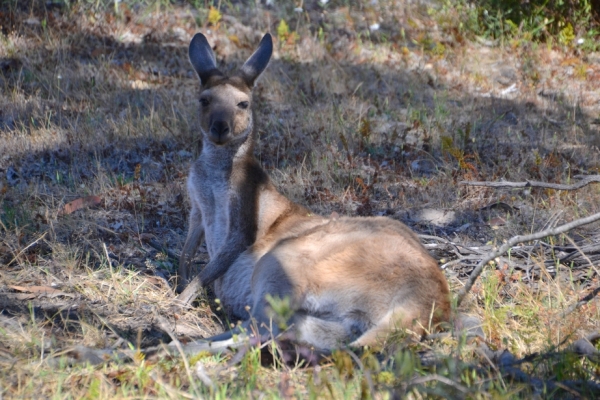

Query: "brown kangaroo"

xmin=177 ymin=32 xmax=450 ymax=351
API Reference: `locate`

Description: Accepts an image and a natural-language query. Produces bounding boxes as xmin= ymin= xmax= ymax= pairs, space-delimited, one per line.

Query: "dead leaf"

xmin=91 ymin=48 xmax=106 ymax=57
xmin=561 ymin=57 xmax=580 ymax=67
xmin=4 ymin=293 xmax=36 ymax=300
xmin=138 ymin=233 xmax=154 ymax=242
xmin=228 ymin=34 xmax=240 ymax=46
xmin=9 ymin=285 xmax=73 ymax=298
xmin=488 ymin=217 xmax=507 ymax=228
xmin=24 ymin=17 xmax=40 ymax=26
xmin=355 ymin=177 xmax=367 ymax=194
xmin=59 ymin=196 xmax=102 ymax=216
xmin=279 ymin=372 xmax=294 ymax=399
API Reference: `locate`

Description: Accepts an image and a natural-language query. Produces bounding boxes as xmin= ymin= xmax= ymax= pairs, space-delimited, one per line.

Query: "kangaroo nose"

xmin=211 ymin=121 xmax=230 ymax=137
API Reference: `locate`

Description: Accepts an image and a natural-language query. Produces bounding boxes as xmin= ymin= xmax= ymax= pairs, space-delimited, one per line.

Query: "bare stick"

xmin=7 ymin=231 xmax=47 ymax=266
xmin=154 ymin=313 xmax=200 ymax=394
xmin=419 ymin=234 xmax=490 ymax=259
xmin=102 ymin=242 xmax=113 ymax=274
xmin=409 ymin=374 xmax=470 ymax=394
xmin=146 ymin=239 xmax=182 ymax=261
xmin=344 ymin=348 xmax=375 ymax=398
xmin=562 ymin=234 xmax=600 ymax=278
xmin=560 ymin=286 xmax=600 ymax=318
xmin=456 ymin=212 xmax=600 ymax=306
xmin=459 ymin=175 xmax=600 ymax=190
xmin=175 ymin=276 xmax=204 ymax=308
xmin=149 ymin=371 xmax=196 ymax=399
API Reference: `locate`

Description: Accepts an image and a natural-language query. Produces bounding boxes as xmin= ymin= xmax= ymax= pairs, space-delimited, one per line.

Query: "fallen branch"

xmin=7 ymin=231 xmax=47 ymax=266
xmin=478 ymin=342 xmax=600 ymax=396
xmin=49 ymin=333 xmax=253 ymax=367
xmin=560 ymin=286 xmax=600 ymax=318
xmin=154 ymin=313 xmax=201 ymax=393
xmin=562 ymin=234 xmax=600 ymax=278
xmin=459 ymin=175 xmax=600 ymax=190
xmin=146 ymin=239 xmax=183 ymax=262
xmin=419 ymin=234 xmax=491 ymax=256
xmin=408 ymin=374 xmax=470 ymax=395
xmin=456 ymin=212 xmax=600 ymax=306
xmin=175 ymin=275 xmax=204 ymax=309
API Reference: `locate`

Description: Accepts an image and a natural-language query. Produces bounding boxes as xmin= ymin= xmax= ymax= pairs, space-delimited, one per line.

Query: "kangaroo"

xmin=178 ymin=32 xmax=451 ymax=351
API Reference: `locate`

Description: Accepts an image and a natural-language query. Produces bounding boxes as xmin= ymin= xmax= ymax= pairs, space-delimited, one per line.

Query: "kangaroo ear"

xmin=189 ymin=33 xmax=222 ymax=85
xmin=239 ymin=33 xmax=273 ymax=87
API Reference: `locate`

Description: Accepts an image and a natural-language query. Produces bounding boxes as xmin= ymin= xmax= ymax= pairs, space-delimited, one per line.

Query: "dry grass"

xmin=1 ymin=0 xmax=600 ymax=398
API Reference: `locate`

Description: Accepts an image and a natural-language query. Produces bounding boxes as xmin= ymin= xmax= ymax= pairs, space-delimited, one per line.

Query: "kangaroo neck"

xmin=200 ymin=133 xmax=255 ymax=172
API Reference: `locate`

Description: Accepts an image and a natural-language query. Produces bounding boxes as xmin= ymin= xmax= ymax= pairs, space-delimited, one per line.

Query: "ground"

xmin=1 ymin=0 xmax=600 ymax=398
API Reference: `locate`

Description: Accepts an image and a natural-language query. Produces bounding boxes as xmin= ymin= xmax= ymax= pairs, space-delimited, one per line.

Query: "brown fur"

xmin=179 ymin=33 xmax=451 ymax=351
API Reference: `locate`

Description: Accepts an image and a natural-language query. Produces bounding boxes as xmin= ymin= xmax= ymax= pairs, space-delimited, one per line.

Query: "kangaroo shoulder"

xmin=231 ymin=157 xmax=269 ymax=187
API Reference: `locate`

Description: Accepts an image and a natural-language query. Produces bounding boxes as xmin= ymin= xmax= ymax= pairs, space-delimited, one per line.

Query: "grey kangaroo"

xmin=178 ymin=32 xmax=451 ymax=351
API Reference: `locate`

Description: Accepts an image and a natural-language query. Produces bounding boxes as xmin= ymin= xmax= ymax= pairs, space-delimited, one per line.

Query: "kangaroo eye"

xmin=199 ymin=98 xmax=210 ymax=107
xmin=237 ymin=101 xmax=249 ymax=109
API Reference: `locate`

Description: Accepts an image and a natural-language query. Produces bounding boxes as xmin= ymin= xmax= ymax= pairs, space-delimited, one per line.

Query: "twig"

xmin=103 ymin=242 xmax=113 ymax=274
xmin=483 ymin=345 xmax=600 ymax=396
xmin=7 ymin=231 xmax=47 ymax=266
xmin=344 ymin=348 xmax=375 ymax=398
xmin=419 ymin=234 xmax=489 ymax=255
xmin=154 ymin=313 xmax=200 ymax=394
xmin=539 ymin=241 xmax=600 ymax=253
xmin=459 ymin=175 xmax=600 ymax=190
xmin=408 ymin=374 xmax=470 ymax=394
xmin=440 ymin=256 xmax=484 ymax=270
xmin=149 ymin=371 xmax=196 ymax=399
xmin=195 ymin=362 xmax=216 ymax=389
xmin=563 ymin=234 xmax=600 ymax=278
xmin=560 ymin=286 xmax=600 ymax=318
xmin=175 ymin=275 xmax=204 ymax=309
xmin=456 ymin=212 xmax=600 ymax=306
xmin=146 ymin=239 xmax=182 ymax=262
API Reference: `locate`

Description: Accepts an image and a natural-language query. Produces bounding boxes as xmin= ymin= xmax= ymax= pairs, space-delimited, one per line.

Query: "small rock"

xmin=411 ymin=208 xmax=456 ymax=227
xmin=571 ymin=338 xmax=599 ymax=357
xmin=503 ymin=112 xmax=518 ymax=125
xmin=24 ymin=17 xmax=40 ymax=26
xmin=177 ymin=150 xmax=193 ymax=158
xmin=6 ymin=166 xmax=20 ymax=186
xmin=410 ymin=159 xmax=437 ymax=175
xmin=500 ymin=83 xmax=518 ymax=96
xmin=455 ymin=314 xmax=485 ymax=339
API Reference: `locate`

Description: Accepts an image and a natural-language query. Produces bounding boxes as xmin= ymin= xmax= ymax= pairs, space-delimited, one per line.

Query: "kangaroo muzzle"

xmin=209 ymin=120 xmax=231 ymax=144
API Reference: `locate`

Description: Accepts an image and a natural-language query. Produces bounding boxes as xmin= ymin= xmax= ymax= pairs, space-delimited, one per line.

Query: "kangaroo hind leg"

xmin=349 ymin=305 xmax=423 ymax=348
xmin=292 ymin=315 xmax=357 ymax=351
xmin=179 ymin=205 xmax=204 ymax=288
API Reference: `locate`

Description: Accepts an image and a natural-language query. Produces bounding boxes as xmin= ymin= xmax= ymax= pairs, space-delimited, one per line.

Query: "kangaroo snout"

xmin=209 ymin=120 xmax=231 ymax=144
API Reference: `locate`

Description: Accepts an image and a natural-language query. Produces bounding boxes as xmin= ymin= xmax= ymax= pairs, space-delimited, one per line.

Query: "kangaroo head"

xmin=189 ymin=33 xmax=273 ymax=147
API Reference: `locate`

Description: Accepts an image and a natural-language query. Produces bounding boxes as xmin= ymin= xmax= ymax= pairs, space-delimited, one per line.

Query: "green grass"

xmin=435 ymin=0 xmax=600 ymax=50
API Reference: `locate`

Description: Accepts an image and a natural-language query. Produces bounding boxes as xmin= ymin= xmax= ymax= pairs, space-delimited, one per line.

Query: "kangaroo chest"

xmin=203 ymin=181 xmax=231 ymax=257
xmin=191 ymin=164 xmax=234 ymax=258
